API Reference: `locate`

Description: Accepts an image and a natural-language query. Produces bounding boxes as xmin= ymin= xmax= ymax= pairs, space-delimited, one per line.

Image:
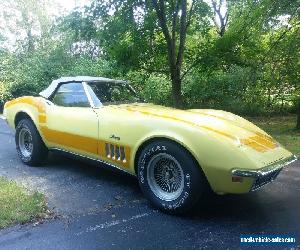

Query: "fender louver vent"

xmin=105 ymin=143 xmax=127 ymax=163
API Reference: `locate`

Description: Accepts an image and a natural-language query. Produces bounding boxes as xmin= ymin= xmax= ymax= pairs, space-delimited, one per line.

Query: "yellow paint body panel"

xmin=4 ymin=97 xmax=294 ymax=194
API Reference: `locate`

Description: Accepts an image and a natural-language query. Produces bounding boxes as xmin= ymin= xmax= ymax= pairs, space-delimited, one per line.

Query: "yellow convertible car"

xmin=3 ymin=76 xmax=297 ymax=213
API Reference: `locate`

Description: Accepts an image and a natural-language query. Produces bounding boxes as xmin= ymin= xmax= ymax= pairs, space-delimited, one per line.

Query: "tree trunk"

xmin=296 ymin=100 xmax=300 ymax=130
xmin=171 ymin=67 xmax=183 ymax=108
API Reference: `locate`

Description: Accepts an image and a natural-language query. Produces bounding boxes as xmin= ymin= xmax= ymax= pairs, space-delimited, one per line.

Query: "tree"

xmin=86 ymin=0 xmax=208 ymax=108
xmin=211 ymin=0 xmax=228 ymax=37
xmin=151 ymin=0 xmax=197 ymax=108
xmin=1 ymin=0 xmax=299 ymax=119
xmin=0 ymin=0 xmax=53 ymax=52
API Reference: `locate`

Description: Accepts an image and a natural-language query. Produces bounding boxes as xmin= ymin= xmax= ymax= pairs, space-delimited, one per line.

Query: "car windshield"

xmin=86 ymin=82 xmax=142 ymax=107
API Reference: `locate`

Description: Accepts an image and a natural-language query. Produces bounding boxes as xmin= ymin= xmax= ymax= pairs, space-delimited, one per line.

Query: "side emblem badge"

xmin=110 ymin=134 xmax=120 ymax=141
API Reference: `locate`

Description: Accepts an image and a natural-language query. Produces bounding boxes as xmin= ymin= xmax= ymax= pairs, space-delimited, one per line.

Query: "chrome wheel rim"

xmin=19 ymin=127 xmax=33 ymax=158
xmin=147 ymin=153 xmax=184 ymax=201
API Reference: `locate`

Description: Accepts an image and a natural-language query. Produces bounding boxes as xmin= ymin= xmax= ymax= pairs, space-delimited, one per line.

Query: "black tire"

xmin=15 ymin=118 xmax=48 ymax=166
xmin=137 ymin=140 xmax=209 ymax=214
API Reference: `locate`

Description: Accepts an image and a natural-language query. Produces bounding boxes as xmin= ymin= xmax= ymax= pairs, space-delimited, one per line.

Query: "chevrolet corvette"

xmin=3 ymin=76 xmax=297 ymax=213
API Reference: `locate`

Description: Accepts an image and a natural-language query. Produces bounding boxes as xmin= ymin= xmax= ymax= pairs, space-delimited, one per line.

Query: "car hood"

xmin=113 ymin=103 xmax=278 ymax=153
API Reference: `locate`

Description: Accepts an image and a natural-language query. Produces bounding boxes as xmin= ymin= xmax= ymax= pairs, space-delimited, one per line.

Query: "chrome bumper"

xmin=232 ymin=155 xmax=298 ymax=191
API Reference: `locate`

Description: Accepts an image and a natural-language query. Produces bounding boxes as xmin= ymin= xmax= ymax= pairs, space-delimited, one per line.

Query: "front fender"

xmin=130 ymin=123 xmax=258 ymax=194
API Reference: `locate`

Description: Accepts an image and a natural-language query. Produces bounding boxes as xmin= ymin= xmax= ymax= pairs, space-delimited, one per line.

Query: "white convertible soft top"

xmin=39 ymin=76 xmax=127 ymax=99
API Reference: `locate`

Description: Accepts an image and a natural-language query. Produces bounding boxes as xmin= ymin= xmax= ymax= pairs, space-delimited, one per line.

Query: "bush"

xmin=0 ymin=46 xmax=123 ymax=112
xmin=183 ymin=66 xmax=269 ymax=115
xmin=0 ymin=82 xmax=12 ymax=112
xmin=0 ymin=45 xmax=296 ymax=118
xmin=63 ymin=57 xmax=121 ymax=78
xmin=127 ymin=71 xmax=173 ymax=106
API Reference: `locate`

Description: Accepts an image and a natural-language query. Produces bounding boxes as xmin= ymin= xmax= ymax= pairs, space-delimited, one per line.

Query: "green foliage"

xmin=0 ymin=0 xmax=299 ymax=120
xmin=0 ymin=82 xmax=12 ymax=108
xmin=183 ymin=65 xmax=266 ymax=115
xmin=126 ymin=71 xmax=173 ymax=106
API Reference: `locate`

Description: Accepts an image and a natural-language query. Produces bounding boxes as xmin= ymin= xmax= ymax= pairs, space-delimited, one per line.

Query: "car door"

xmin=85 ymin=82 xmax=134 ymax=170
xmin=42 ymin=82 xmax=99 ymax=159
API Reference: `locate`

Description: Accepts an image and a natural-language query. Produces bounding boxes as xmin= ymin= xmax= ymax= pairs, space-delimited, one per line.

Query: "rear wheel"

xmin=15 ymin=119 xmax=48 ymax=166
xmin=137 ymin=140 xmax=209 ymax=214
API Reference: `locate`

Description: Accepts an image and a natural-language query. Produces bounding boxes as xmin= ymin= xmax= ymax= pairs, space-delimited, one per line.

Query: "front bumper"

xmin=232 ymin=155 xmax=298 ymax=191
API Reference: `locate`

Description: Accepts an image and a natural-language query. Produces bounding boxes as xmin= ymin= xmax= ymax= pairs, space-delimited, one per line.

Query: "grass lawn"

xmin=250 ymin=116 xmax=300 ymax=156
xmin=0 ymin=177 xmax=47 ymax=229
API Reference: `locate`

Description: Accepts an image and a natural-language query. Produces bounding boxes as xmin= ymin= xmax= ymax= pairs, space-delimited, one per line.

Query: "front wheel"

xmin=137 ymin=140 xmax=209 ymax=214
xmin=15 ymin=118 xmax=48 ymax=166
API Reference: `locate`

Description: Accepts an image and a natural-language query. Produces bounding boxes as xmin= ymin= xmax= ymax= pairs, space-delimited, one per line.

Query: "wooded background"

xmin=0 ymin=0 xmax=299 ymax=128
